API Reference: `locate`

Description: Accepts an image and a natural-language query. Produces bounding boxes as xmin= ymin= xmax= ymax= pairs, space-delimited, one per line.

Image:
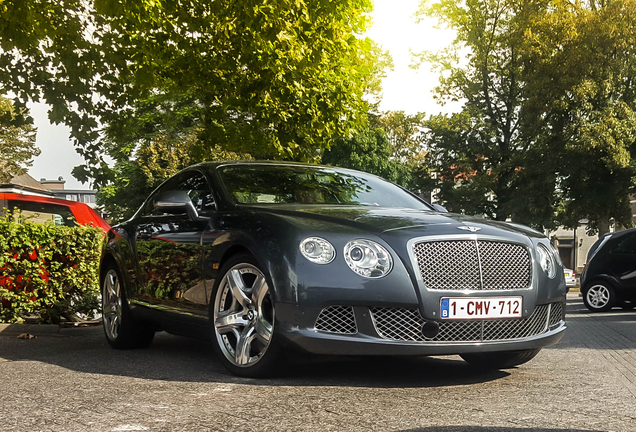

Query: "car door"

xmin=608 ymin=232 xmax=636 ymax=292
xmin=132 ymin=169 xmax=215 ymax=320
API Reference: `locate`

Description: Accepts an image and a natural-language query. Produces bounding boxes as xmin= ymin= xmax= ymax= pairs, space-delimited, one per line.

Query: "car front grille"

xmin=412 ymin=239 xmax=532 ymax=291
xmin=315 ymin=306 xmax=357 ymax=334
xmin=370 ymin=302 xmax=564 ymax=343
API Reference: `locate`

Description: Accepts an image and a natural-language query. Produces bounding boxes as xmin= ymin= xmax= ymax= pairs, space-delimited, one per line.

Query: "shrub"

xmin=0 ymin=214 xmax=103 ymax=323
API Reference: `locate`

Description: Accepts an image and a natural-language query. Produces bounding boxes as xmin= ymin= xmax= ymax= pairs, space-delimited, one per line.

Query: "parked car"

xmin=563 ymin=268 xmax=577 ymax=289
xmin=0 ymin=193 xmax=110 ymax=231
xmin=581 ymin=228 xmax=636 ymax=312
xmin=100 ymin=161 xmax=567 ymax=377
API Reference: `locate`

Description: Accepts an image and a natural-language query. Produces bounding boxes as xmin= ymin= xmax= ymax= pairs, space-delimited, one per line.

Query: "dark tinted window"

xmin=219 ymin=165 xmax=431 ymax=210
xmin=143 ymin=170 xmax=214 ymax=216
xmin=7 ymin=200 xmax=76 ymax=227
xmin=611 ymin=232 xmax=636 ymax=255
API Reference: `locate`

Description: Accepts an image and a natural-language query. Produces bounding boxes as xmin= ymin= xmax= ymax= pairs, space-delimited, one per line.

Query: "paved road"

xmin=0 ymin=293 xmax=635 ymax=432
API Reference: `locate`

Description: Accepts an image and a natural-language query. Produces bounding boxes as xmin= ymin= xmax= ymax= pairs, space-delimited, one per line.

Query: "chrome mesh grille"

xmin=370 ymin=304 xmax=557 ymax=342
xmin=548 ymin=302 xmax=565 ymax=327
xmin=413 ymin=240 xmax=532 ymax=291
xmin=315 ymin=306 xmax=357 ymax=334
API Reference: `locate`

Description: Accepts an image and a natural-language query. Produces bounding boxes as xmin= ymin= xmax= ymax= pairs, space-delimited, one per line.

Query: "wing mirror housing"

xmin=154 ymin=190 xmax=199 ymax=220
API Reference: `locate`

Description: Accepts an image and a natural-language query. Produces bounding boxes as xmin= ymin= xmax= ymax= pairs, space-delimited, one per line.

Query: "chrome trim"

xmin=406 ymin=234 xmax=535 ymax=292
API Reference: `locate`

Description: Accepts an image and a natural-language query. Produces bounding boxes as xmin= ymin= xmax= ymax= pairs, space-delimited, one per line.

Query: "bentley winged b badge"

xmin=457 ymin=225 xmax=481 ymax=232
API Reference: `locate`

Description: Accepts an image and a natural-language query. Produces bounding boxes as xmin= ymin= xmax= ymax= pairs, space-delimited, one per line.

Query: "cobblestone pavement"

xmin=0 ymin=293 xmax=634 ymax=432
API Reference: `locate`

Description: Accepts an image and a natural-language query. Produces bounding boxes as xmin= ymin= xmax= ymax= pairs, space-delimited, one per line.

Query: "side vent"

xmin=315 ymin=306 xmax=357 ymax=334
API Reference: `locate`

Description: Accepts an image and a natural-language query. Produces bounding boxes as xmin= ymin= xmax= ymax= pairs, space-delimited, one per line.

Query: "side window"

xmin=176 ymin=171 xmax=216 ymax=213
xmin=611 ymin=233 xmax=636 ymax=255
xmin=143 ymin=171 xmax=215 ymax=217
xmin=7 ymin=200 xmax=76 ymax=227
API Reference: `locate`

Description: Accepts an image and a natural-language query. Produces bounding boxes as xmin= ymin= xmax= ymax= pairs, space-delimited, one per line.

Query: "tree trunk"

xmin=597 ymin=212 xmax=611 ymax=237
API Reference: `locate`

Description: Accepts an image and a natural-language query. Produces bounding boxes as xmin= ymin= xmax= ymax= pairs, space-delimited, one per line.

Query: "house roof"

xmin=0 ymin=173 xmax=54 ymax=196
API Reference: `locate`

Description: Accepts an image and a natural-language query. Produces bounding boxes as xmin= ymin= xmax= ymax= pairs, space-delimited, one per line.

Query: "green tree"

xmin=0 ymin=0 xmax=385 ymax=186
xmin=417 ymin=0 xmax=636 ymax=235
xmin=371 ymin=110 xmax=431 ymax=196
xmin=416 ymin=0 xmax=540 ymax=223
xmin=520 ymin=0 xmax=636 ymax=235
xmin=0 ymin=96 xmax=39 ymax=183
xmin=321 ymin=125 xmax=413 ymax=188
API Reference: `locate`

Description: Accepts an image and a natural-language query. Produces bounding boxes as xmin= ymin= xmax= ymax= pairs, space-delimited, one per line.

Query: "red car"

xmin=0 ymin=193 xmax=110 ymax=231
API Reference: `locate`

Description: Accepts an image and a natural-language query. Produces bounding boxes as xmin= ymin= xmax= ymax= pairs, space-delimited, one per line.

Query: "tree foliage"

xmin=0 ymin=0 xmax=385 ymax=186
xmin=0 ymin=96 xmax=39 ymax=183
xmin=521 ymin=0 xmax=636 ymax=234
xmin=417 ymin=0 xmax=636 ymax=235
xmin=321 ymin=109 xmax=431 ymax=190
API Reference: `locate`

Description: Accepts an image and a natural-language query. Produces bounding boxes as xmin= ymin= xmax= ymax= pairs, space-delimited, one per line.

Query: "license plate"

xmin=564 ymin=273 xmax=569 ymax=277
xmin=440 ymin=297 xmax=523 ymax=320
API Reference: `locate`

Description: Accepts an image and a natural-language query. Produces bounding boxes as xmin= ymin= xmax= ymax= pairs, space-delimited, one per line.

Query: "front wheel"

xmin=583 ymin=282 xmax=615 ymax=312
xmin=460 ymin=349 xmax=541 ymax=369
xmin=101 ymin=263 xmax=155 ymax=349
xmin=210 ymin=254 xmax=282 ymax=378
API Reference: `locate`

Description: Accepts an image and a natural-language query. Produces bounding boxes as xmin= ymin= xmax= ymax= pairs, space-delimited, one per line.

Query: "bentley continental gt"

xmin=100 ymin=162 xmax=567 ymax=377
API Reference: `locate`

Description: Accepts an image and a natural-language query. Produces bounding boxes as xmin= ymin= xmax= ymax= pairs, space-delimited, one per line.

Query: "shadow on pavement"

xmin=0 ymin=325 xmax=511 ymax=388
xmin=403 ymin=428 xmax=604 ymax=432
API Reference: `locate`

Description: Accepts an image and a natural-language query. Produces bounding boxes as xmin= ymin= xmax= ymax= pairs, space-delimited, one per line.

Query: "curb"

xmin=0 ymin=323 xmax=102 ymax=337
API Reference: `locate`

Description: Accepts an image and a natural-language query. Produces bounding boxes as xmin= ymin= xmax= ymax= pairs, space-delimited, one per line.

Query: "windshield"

xmin=219 ymin=164 xmax=432 ymax=210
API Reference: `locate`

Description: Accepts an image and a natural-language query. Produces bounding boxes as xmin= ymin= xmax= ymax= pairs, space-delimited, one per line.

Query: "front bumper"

xmin=275 ymin=302 xmax=566 ymax=356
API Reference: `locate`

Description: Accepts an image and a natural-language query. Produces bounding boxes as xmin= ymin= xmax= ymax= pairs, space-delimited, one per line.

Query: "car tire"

xmin=210 ymin=254 xmax=282 ymax=378
xmin=620 ymin=301 xmax=635 ymax=310
xmin=101 ymin=263 xmax=155 ymax=349
xmin=582 ymin=281 xmax=615 ymax=312
xmin=460 ymin=349 xmax=541 ymax=369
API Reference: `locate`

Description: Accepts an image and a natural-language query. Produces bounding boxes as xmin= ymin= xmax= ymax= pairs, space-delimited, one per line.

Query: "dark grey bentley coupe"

xmin=100 ymin=161 xmax=566 ymax=377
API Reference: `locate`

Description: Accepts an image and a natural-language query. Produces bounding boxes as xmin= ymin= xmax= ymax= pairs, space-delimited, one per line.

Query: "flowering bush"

xmin=0 ymin=215 xmax=103 ymax=323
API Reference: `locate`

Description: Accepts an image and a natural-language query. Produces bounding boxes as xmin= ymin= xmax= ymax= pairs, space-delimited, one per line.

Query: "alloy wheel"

xmin=102 ymin=269 xmax=123 ymax=340
xmin=586 ymin=284 xmax=611 ymax=309
xmin=213 ymin=263 xmax=274 ymax=368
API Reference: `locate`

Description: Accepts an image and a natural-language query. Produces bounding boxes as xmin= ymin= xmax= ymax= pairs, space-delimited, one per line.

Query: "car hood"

xmin=244 ymin=205 xmax=544 ymax=240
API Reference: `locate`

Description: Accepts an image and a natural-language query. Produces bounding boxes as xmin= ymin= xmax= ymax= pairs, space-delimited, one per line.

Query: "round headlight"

xmin=299 ymin=237 xmax=335 ymax=264
xmin=536 ymin=243 xmax=556 ymax=278
xmin=344 ymin=239 xmax=393 ymax=278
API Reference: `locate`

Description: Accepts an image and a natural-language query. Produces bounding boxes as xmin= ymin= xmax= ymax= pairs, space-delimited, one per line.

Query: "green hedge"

xmin=0 ymin=215 xmax=103 ymax=323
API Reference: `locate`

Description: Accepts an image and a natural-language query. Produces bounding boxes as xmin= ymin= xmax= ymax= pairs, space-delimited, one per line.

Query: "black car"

xmin=100 ymin=161 xmax=567 ymax=377
xmin=581 ymin=228 xmax=636 ymax=312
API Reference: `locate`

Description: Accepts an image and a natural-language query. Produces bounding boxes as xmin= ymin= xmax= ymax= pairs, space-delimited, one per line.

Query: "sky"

xmin=27 ymin=0 xmax=457 ymax=190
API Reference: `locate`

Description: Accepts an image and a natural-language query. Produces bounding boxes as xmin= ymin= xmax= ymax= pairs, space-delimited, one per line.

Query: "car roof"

xmin=190 ymin=160 xmax=381 ymax=176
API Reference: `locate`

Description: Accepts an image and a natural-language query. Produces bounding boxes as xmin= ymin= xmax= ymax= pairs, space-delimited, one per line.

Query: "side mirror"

xmin=432 ymin=203 xmax=448 ymax=213
xmin=154 ymin=190 xmax=198 ymax=220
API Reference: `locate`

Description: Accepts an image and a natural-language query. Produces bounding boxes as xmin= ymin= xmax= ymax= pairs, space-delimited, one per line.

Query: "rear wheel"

xmin=460 ymin=349 xmax=541 ymax=369
xmin=101 ymin=263 xmax=155 ymax=349
xmin=210 ymin=254 xmax=281 ymax=377
xmin=583 ymin=282 xmax=615 ymax=312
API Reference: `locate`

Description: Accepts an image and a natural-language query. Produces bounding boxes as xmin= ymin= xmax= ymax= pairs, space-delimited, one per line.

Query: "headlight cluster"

xmin=299 ymin=237 xmax=335 ymax=264
xmin=299 ymin=237 xmax=393 ymax=278
xmin=536 ymin=243 xmax=557 ymax=278
xmin=344 ymin=239 xmax=393 ymax=278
